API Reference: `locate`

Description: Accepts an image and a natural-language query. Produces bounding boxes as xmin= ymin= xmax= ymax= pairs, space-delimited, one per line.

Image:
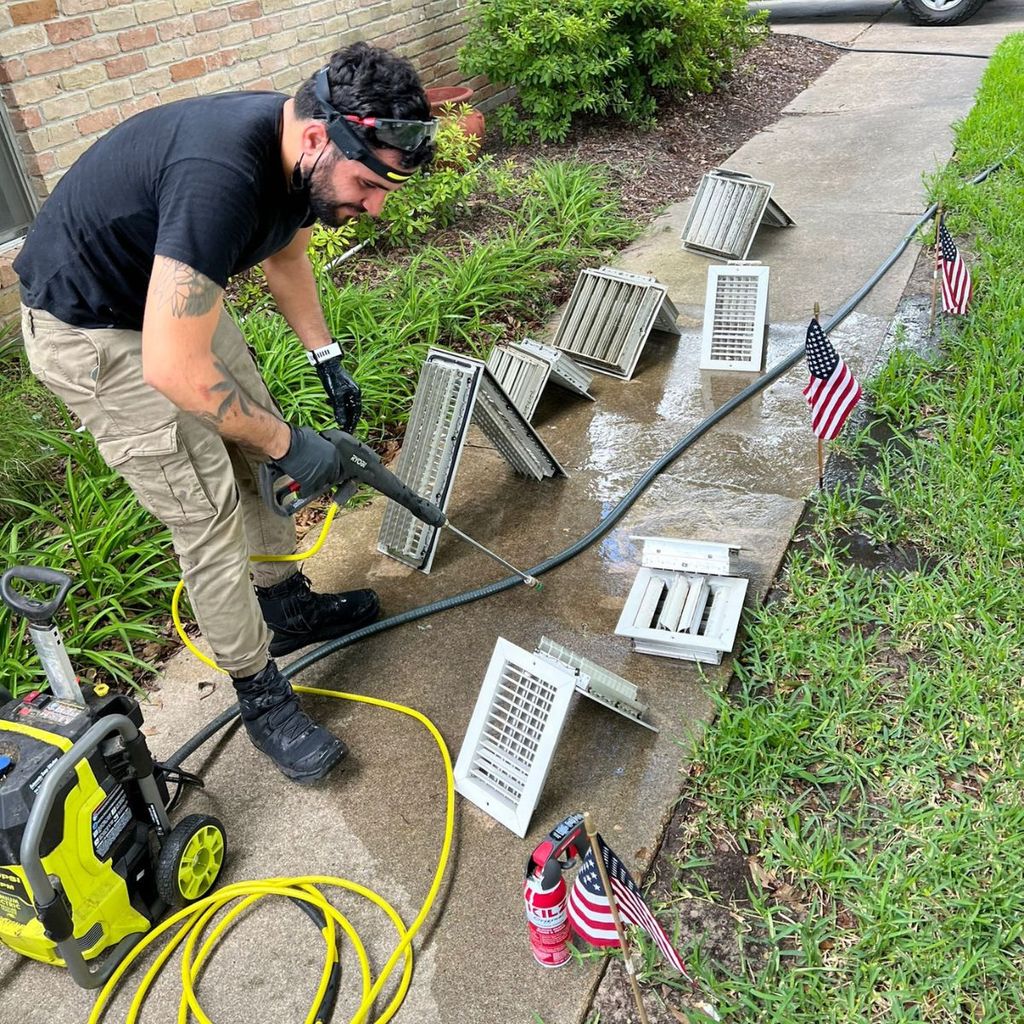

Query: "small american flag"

xmin=803 ymin=317 xmax=862 ymax=441
xmin=567 ymin=834 xmax=690 ymax=978
xmin=938 ymin=221 xmax=972 ymax=315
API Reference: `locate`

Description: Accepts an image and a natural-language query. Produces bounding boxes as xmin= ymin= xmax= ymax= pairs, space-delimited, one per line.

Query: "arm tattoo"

xmin=151 ymin=258 xmax=222 ymax=318
xmin=195 ymin=356 xmax=279 ymax=452
xmin=208 ymin=356 xmax=253 ymax=421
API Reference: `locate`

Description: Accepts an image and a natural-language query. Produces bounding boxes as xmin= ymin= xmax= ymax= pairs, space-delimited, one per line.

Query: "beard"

xmin=307 ymin=153 xmax=364 ymax=228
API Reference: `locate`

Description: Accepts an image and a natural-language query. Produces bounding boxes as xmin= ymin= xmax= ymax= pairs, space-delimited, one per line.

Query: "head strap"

xmin=314 ymin=67 xmax=414 ymax=184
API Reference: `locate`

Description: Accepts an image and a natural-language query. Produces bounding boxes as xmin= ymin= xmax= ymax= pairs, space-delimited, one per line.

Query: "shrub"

xmin=459 ymin=0 xmax=764 ymax=143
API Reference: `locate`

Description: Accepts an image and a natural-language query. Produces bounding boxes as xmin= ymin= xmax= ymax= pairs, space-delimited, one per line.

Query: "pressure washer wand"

xmin=442 ymin=523 xmax=540 ymax=590
xmin=258 ymin=429 xmax=542 ymax=589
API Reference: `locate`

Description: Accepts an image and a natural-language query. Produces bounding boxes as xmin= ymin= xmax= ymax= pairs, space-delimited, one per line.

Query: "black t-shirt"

xmin=14 ymin=91 xmax=314 ymax=330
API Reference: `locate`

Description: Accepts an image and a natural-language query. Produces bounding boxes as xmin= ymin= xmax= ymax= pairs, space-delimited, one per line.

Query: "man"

xmin=14 ymin=42 xmax=437 ymax=784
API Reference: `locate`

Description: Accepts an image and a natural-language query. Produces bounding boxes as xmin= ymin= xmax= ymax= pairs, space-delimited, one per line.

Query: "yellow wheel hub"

xmin=177 ymin=825 xmax=224 ymax=901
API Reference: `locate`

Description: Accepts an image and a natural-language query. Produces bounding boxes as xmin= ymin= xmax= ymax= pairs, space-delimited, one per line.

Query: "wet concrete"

xmin=5 ymin=6 xmax=1024 ymax=1024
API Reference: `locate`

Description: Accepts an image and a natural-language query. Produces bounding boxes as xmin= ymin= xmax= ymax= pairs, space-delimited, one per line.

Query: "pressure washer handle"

xmin=0 ymin=566 xmax=75 ymax=626
xmin=257 ymin=460 xmax=322 ymax=518
xmin=322 ymin=429 xmax=448 ymax=529
xmin=259 ymin=430 xmax=448 ymax=528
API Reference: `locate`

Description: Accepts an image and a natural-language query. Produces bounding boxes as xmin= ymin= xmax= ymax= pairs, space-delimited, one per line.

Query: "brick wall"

xmin=0 ymin=0 xmax=493 ymax=325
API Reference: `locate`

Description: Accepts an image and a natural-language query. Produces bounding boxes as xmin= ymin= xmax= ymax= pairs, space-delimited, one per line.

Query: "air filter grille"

xmin=485 ymin=345 xmax=550 ymax=421
xmin=455 ymin=639 xmax=576 ymax=836
xmin=616 ymin=539 xmax=749 ymax=665
xmin=535 ymin=636 xmax=657 ymax=731
xmin=700 ymin=263 xmax=769 ymax=372
xmin=516 ymin=339 xmax=593 ymax=400
xmin=552 ymin=267 xmax=680 ymax=380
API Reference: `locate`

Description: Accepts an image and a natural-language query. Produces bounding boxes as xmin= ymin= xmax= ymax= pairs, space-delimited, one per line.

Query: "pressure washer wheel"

xmin=156 ymin=814 xmax=227 ymax=908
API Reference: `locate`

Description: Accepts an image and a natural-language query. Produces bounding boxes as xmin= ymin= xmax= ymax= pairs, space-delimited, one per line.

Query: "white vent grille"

xmin=700 ymin=262 xmax=769 ymax=372
xmin=682 ymin=170 xmax=793 ymax=261
xmin=616 ymin=537 xmax=748 ymax=664
xmin=514 ymin=339 xmax=594 ymax=400
xmin=535 ymin=636 xmax=657 ymax=731
xmin=552 ymin=267 xmax=680 ymax=380
xmin=377 ymin=354 xmax=477 ymax=573
xmin=486 ymin=339 xmax=594 ymax=421
xmin=454 ymin=639 xmax=576 ymax=837
xmin=485 ymin=345 xmax=550 ymax=421
xmin=377 ymin=349 xmax=565 ymax=572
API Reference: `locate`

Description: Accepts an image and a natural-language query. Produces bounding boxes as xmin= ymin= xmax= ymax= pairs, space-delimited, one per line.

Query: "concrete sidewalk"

xmin=3 ymin=4 xmax=1022 ymax=1022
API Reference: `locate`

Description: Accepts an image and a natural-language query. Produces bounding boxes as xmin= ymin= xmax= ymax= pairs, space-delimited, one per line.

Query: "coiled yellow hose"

xmin=105 ymin=507 xmax=454 ymax=1024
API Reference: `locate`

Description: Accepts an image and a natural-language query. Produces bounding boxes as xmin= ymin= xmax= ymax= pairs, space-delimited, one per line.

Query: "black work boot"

xmin=255 ymin=572 xmax=381 ymax=658
xmin=231 ymin=660 xmax=346 ymax=784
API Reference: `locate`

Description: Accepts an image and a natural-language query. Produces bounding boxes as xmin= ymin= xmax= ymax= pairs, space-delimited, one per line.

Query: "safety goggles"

xmin=314 ymin=67 xmax=433 ymax=184
xmin=341 ymin=114 xmax=437 ymax=154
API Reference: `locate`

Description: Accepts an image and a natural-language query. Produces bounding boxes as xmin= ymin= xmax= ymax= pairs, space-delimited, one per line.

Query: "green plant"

xmin=660 ymin=33 xmax=1024 ymax=1021
xmin=372 ymin=107 xmax=489 ymax=246
xmin=0 ymin=405 xmax=178 ymax=694
xmin=460 ymin=0 xmax=764 ymax=143
xmin=236 ymin=157 xmax=635 ymax=441
xmin=0 ymin=352 xmax=66 ymax=516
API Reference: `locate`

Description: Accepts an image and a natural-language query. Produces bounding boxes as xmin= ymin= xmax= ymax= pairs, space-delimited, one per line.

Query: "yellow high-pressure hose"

xmin=113 ymin=508 xmax=455 ymax=1024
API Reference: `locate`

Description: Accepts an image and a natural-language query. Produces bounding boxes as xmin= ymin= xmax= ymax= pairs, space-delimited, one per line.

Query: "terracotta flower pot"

xmin=425 ymin=85 xmax=485 ymax=150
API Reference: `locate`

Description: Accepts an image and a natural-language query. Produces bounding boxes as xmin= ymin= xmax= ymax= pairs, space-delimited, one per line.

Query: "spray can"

xmin=523 ymin=847 xmax=571 ymax=967
xmin=523 ymin=812 xmax=584 ymax=968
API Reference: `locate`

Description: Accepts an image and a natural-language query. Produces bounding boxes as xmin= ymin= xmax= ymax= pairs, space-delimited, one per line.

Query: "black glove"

xmin=276 ymin=425 xmax=341 ymax=498
xmin=308 ymin=340 xmax=362 ymax=433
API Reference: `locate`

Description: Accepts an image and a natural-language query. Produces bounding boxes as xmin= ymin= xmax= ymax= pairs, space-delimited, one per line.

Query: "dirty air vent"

xmin=682 ymin=169 xmax=793 ymax=260
xmin=700 ymin=262 xmax=770 ymax=372
xmin=454 ymin=639 xmax=577 ymax=837
xmin=534 ymin=636 xmax=657 ymax=731
xmin=377 ymin=349 xmax=565 ymax=573
xmin=552 ymin=267 xmax=681 ymax=380
xmin=486 ymin=339 xmax=594 ymax=421
xmin=615 ymin=537 xmax=749 ymax=664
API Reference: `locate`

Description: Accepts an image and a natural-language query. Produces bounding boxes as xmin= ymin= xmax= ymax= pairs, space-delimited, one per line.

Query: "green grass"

xmin=649 ymin=33 xmax=1024 ymax=1022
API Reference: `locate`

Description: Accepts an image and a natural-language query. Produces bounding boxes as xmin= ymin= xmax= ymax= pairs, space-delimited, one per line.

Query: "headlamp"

xmin=313 ymin=68 xmax=434 ymax=184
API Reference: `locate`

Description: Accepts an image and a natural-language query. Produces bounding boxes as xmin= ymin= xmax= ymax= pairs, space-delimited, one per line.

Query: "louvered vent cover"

xmin=485 ymin=345 xmax=550 ymax=421
xmin=682 ymin=170 xmax=793 ymax=260
xmin=552 ymin=267 xmax=680 ymax=380
xmin=615 ymin=537 xmax=749 ymax=664
xmin=377 ymin=353 xmax=477 ymax=573
xmin=377 ymin=349 xmax=565 ymax=573
xmin=486 ymin=339 xmax=595 ymax=421
xmin=535 ymin=636 xmax=657 ymax=731
xmin=515 ymin=339 xmax=594 ymax=400
xmin=454 ymin=639 xmax=576 ymax=837
xmin=700 ymin=262 xmax=770 ymax=372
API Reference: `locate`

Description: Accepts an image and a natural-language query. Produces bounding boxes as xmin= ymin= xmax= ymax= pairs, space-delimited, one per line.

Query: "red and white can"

xmin=523 ymin=845 xmax=572 ymax=968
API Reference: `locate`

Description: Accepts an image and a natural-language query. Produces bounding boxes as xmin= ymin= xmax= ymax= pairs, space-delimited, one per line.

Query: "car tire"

xmin=901 ymin=0 xmax=987 ymax=25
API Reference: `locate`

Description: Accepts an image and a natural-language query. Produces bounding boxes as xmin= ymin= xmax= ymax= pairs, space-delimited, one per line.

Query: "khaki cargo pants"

xmin=20 ymin=305 xmax=296 ymax=678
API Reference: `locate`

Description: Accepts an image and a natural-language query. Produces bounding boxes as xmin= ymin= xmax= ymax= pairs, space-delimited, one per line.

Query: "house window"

xmin=0 ymin=105 xmax=35 ymax=246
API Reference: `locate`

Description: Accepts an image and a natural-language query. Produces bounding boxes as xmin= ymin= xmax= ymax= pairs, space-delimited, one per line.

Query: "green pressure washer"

xmin=0 ymin=566 xmax=226 ymax=988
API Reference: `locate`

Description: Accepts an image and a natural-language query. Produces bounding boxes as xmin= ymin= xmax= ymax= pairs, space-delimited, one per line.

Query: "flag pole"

xmin=583 ymin=812 xmax=650 ymax=1024
xmin=929 ymin=205 xmax=943 ymax=333
xmin=813 ymin=302 xmax=824 ymax=490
